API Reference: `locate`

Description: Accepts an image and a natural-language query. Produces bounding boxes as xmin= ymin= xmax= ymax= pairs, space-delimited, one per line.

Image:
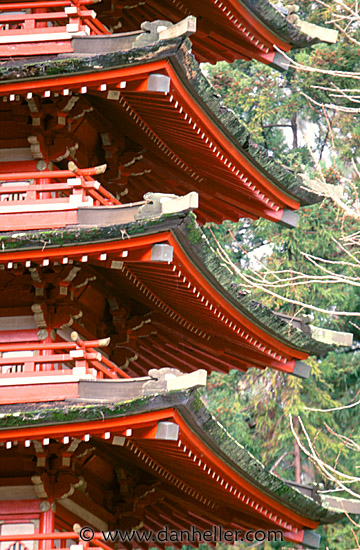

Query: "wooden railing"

xmin=0 ymin=332 xmax=130 ymax=379
xmin=0 ymin=531 xmax=111 ymax=550
xmin=0 ymin=164 xmax=120 ymax=207
xmin=0 ymin=0 xmax=109 ymax=56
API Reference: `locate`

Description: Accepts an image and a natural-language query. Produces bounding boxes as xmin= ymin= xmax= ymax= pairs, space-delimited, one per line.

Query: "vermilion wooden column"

xmin=39 ymin=502 xmax=55 ymax=550
xmin=40 ymin=333 xmax=54 ymax=372
xmin=39 ymin=172 xmax=51 ymax=200
xmin=33 ymin=8 xmax=48 ymax=29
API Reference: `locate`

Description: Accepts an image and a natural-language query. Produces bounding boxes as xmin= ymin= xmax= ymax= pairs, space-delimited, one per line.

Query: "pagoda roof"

xmin=0 ymin=384 xmax=341 ymax=547
xmin=0 ymin=210 xmax=336 ymax=380
xmin=0 ymin=33 xmax=320 ymax=225
xmin=92 ymin=0 xmax=338 ymax=64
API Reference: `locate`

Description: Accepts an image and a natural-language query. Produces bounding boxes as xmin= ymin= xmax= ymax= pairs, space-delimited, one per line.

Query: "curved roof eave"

xmin=169 ymin=42 xmax=319 ymax=207
xmin=172 ymin=216 xmax=331 ymax=357
xmin=0 ymin=388 xmax=342 ymax=527
xmin=0 ymin=212 xmax=331 ymax=360
xmin=0 ymin=36 xmax=320 ymax=214
xmin=239 ymin=0 xmax=325 ymax=48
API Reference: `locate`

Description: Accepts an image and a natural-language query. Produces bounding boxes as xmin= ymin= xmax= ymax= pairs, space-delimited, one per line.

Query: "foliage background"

xmin=194 ymin=2 xmax=360 ymax=548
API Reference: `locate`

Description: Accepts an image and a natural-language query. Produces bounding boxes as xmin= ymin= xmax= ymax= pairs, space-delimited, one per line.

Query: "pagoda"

xmin=0 ymin=2 xmax=348 ymax=549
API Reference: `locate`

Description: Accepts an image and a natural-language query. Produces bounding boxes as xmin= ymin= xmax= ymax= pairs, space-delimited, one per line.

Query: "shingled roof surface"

xmin=0 ymin=211 xmax=331 ymax=356
xmin=0 ymin=37 xmax=319 ymax=209
xmin=173 ymin=43 xmax=319 ymax=206
xmin=177 ymin=215 xmax=330 ymax=355
xmin=241 ymin=0 xmax=319 ymax=47
xmin=0 ymin=388 xmax=341 ymax=524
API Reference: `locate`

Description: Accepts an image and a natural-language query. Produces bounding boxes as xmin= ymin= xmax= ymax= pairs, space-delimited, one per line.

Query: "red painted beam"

xmin=0 ymin=166 xmax=105 ymax=181
xmin=0 ymin=0 xmax=94 ymax=8
xmin=0 ymin=499 xmax=41 ymax=515
xmin=0 ymin=383 xmax=79 ymax=404
xmin=0 ymin=407 xmax=173 ymax=442
xmin=0 ymin=339 xmax=109 ymax=353
xmin=0 ymin=532 xmax=80 ymax=542
xmin=0 ymin=231 xmax=171 ymax=263
xmin=0 ymin=60 xmax=168 ymax=95
xmin=0 ymin=330 xmax=39 ymax=343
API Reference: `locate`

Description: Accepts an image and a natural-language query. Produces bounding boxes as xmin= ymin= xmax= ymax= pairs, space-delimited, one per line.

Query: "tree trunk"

xmin=291 ymin=113 xmax=298 ymax=149
xmin=293 ymin=417 xmax=302 ymax=550
xmin=293 ymin=416 xmax=301 ymax=483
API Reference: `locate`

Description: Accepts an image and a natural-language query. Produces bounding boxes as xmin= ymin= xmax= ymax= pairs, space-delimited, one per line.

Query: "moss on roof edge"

xmin=0 ymin=212 xmax=184 ymax=251
xmin=0 ymin=36 xmax=184 ymax=81
xmin=184 ymin=390 xmax=341 ymax=523
xmin=240 ymin=0 xmax=318 ymax=48
xmin=173 ymin=44 xmax=320 ymax=206
xmin=177 ymin=214 xmax=330 ymax=355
